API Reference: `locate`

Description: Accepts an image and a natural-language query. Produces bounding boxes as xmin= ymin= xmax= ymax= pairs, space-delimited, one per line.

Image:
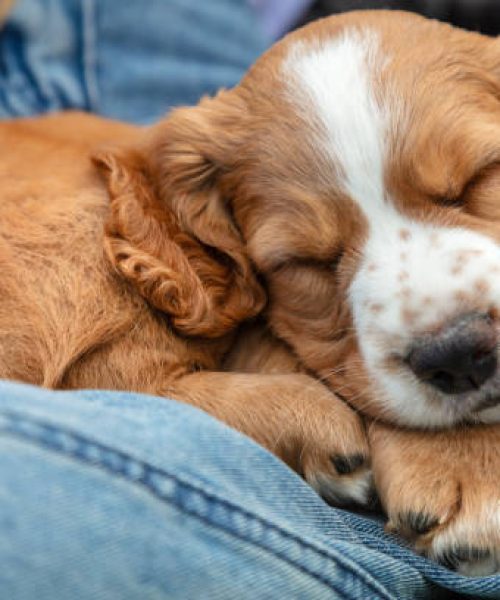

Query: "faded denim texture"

xmin=0 ymin=1 xmax=499 ymax=597
xmin=0 ymin=381 xmax=499 ymax=599
xmin=0 ymin=0 xmax=267 ymax=123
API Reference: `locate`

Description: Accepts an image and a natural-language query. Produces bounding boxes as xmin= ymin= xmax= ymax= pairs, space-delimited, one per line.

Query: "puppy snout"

xmin=407 ymin=313 xmax=498 ymax=394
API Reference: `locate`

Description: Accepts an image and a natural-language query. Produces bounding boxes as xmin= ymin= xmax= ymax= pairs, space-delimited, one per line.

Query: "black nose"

xmin=407 ymin=313 xmax=498 ymax=394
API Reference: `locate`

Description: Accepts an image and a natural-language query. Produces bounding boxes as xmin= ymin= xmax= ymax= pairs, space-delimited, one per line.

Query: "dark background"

xmin=301 ymin=1 xmax=500 ymax=36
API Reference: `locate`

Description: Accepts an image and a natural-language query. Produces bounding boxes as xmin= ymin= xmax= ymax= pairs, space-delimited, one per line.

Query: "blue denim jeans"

xmin=0 ymin=0 xmax=268 ymax=123
xmin=0 ymin=380 xmax=499 ymax=599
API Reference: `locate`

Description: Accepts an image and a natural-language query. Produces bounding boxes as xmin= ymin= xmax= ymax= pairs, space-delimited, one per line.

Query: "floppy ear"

xmin=94 ymin=91 xmax=266 ymax=338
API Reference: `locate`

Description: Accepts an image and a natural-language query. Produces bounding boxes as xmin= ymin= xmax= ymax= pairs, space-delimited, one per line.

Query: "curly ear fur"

xmin=94 ymin=94 xmax=265 ymax=338
xmin=147 ymin=90 xmax=255 ymax=273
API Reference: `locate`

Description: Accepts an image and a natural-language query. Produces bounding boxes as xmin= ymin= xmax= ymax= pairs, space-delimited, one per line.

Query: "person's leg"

xmin=0 ymin=380 xmax=494 ymax=599
xmin=91 ymin=0 xmax=268 ymax=123
xmin=0 ymin=0 xmax=268 ymax=123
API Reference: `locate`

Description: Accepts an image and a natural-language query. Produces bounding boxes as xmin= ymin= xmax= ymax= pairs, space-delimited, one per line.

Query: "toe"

xmin=391 ymin=510 xmax=440 ymax=538
xmin=436 ymin=546 xmax=498 ymax=576
xmin=308 ymin=461 xmax=375 ymax=508
xmin=331 ymin=453 xmax=366 ymax=475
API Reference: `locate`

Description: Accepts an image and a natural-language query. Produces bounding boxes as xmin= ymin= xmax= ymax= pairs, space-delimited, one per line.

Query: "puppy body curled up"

xmin=0 ymin=11 xmax=499 ymax=574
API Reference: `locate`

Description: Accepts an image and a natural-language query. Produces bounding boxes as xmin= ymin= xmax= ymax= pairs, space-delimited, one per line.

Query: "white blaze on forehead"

xmin=283 ymin=30 xmax=500 ymax=427
xmin=284 ymin=29 xmax=412 ymax=238
xmin=283 ymin=29 xmax=388 ymax=206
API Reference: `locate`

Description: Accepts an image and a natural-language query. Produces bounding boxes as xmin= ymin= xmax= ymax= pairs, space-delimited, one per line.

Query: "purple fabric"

xmin=249 ymin=0 xmax=314 ymax=40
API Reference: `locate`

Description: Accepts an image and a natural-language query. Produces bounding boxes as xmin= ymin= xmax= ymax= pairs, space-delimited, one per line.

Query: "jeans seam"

xmin=0 ymin=409 xmax=393 ymax=600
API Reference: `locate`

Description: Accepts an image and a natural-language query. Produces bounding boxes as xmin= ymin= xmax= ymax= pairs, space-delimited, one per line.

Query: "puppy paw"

xmin=370 ymin=423 xmax=500 ymax=576
xmin=289 ymin=382 xmax=375 ymax=508
xmin=304 ymin=450 xmax=375 ymax=508
xmin=167 ymin=372 xmax=375 ymax=508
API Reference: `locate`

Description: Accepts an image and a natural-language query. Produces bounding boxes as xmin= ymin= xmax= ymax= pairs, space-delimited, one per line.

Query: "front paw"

xmin=304 ymin=450 xmax=375 ymax=509
xmin=370 ymin=423 xmax=500 ymax=576
xmin=288 ymin=380 xmax=375 ymax=509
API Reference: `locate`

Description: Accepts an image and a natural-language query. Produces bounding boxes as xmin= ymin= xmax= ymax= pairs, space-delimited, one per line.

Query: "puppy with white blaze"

xmin=182 ymin=11 xmax=500 ymax=574
xmin=0 ymin=10 xmax=499 ymax=576
xmin=276 ymin=14 xmax=500 ymax=574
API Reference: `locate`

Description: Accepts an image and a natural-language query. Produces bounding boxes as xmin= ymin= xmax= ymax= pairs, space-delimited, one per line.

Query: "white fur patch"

xmin=284 ymin=30 xmax=500 ymax=427
xmin=352 ymin=226 xmax=500 ymax=427
xmin=284 ymin=30 xmax=388 ymax=200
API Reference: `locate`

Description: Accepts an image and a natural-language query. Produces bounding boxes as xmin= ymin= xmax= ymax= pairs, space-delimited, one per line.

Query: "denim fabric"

xmin=0 ymin=380 xmax=499 ymax=599
xmin=0 ymin=0 xmax=268 ymax=123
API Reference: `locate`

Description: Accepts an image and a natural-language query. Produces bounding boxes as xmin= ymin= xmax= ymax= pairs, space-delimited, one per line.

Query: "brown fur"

xmin=127 ymin=10 xmax=499 ymax=561
xmin=0 ymin=111 xmax=367 ymax=488
xmin=370 ymin=421 xmax=500 ymax=557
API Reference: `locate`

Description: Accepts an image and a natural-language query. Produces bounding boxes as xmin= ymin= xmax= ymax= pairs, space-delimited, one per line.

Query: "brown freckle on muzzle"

xmin=370 ymin=303 xmax=384 ymax=314
xmin=454 ymin=290 xmax=469 ymax=304
xmin=474 ymin=279 xmax=490 ymax=294
xmin=398 ymin=271 xmax=409 ymax=282
xmin=381 ymin=354 xmax=402 ymax=373
xmin=367 ymin=263 xmax=378 ymax=272
xmin=451 ymin=249 xmax=483 ymax=276
xmin=460 ymin=249 xmax=484 ymax=260
xmin=399 ymin=229 xmax=411 ymax=241
xmin=402 ymin=307 xmax=420 ymax=325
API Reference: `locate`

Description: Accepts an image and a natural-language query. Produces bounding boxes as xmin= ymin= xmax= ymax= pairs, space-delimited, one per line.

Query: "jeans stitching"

xmin=0 ymin=409 xmax=394 ymax=600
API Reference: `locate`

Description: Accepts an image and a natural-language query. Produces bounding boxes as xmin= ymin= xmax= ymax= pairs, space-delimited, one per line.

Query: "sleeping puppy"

xmin=143 ymin=10 xmax=499 ymax=574
xmin=0 ymin=10 xmax=499 ymax=575
xmin=0 ymin=92 xmax=371 ymax=501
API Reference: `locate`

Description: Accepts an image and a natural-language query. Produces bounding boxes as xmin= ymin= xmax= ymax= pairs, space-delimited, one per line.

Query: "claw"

xmin=401 ymin=510 xmax=440 ymax=535
xmin=331 ymin=453 xmax=367 ymax=475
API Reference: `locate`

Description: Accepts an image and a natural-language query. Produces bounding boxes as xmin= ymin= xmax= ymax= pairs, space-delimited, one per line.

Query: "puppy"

xmin=0 ymin=100 xmax=371 ymax=505
xmin=141 ymin=10 xmax=500 ymax=574
xmin=0 ymin=10 xmax=499 ymax=574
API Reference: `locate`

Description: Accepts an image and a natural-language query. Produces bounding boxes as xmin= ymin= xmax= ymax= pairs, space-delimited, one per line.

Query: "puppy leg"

xmin=369 ymin=421 xmax=500 ymax=575
xmin=162 ymin=372 xmax=374 ymax=507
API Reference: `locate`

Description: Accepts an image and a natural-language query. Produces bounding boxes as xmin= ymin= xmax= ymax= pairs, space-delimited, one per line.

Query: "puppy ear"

xmin=147 ymin=90 xmax=252 ymax=266
xmin=94 ymin=120 xmax=265 ymax=338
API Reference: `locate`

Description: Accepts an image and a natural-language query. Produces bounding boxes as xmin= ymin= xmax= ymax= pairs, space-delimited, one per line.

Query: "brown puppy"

xmin=0 ymin=10 xmax=499 ymax=574
xmin=0 ymin=113 xmax=370 ymax=504
xmin=108 ymin=9 xmax=500 ymax=574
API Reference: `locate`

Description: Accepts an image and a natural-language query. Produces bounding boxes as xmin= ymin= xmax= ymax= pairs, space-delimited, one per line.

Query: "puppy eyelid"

xmin=434 ymin=196 xmax=465 ymax=208
xmin=329 ymin=250 xmax=344 ymax=271
xmin=268 ymin=249 xmax=344 ymax=274
xmin=457 ymin=160 xmax=500 ymax=203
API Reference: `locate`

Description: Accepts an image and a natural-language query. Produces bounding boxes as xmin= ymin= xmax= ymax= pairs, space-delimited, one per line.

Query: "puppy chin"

xmin=473 ymin=403 xmax=500 ymax=424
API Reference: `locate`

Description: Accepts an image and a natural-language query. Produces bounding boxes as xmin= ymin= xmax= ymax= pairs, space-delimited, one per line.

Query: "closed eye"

xmin=443 ymin=161 xmax=500 ymax=210
xmin=269 ymin=251 xmax=344 ymax=274
xmin=328 ymin=250 xmax=344 ymax=271
xmin=434 ymin=196 xmax=465 ymax=209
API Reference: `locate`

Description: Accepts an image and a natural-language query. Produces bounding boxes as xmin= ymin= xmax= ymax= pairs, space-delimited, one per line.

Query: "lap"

xmin=0 ymin=381 xmax=495 ymax=599
xmin=0 ymin=0 xmax=268 ymax=123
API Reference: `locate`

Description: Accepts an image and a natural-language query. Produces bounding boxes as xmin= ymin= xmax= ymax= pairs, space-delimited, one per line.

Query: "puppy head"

xmin=123 ymin=11 xmax=500 ymax=427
